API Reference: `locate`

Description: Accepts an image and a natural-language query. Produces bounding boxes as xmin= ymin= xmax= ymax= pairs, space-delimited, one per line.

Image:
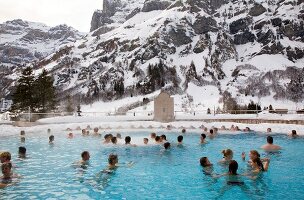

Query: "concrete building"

xmin=154 ymin=92 xmax=174 ymax=122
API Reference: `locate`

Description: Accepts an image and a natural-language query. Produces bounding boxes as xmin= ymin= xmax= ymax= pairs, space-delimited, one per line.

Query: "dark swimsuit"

xmin=227 ymin=181 xmax=244 ymax=185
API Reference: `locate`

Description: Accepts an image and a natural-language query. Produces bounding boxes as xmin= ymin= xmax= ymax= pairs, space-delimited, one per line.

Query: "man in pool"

xmin=143 ymin=138 xmax=149 ymax=145
xmin=289 ymin=130 xmax=298 ymax=138
xmin=261 ymin=136 xmax=281 ymax=151
xmin=18 ymin=147 xmax=26 ymax=159
xmin=209 ymin=129 xmax=215 ymax=139
xmin=200 ymin=133 xmax=207 ymax=144
xmin=103 ymin=134 xmax=112 ymax=144
xmin=125 ymin=136 xmax=136 ymax=147
xmin=150 ymin=133 xmax=156 ymax=140
xmin=49 ymin=135 xmax=55 ymax=144
xmin=177 ymin=135 xmax=183 ymax=146
xmin=20 ymin=130 xmax=25 ymax=143
xmin=107 ymin=154 xmax=118 ymax=170
xmin=164 ymin=142 xmax=171 ymax=150
xmin=155 ymin=136 xmax=162 ymax=144
xmin=111 ymin=137 xmax=118 ymax=144
xmin=78 ymin=151 xmax=90 ymax=165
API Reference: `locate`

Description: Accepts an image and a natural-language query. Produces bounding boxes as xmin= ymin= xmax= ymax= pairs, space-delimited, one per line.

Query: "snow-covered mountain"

xmin=0 ymin=19 xmax=84 ymax=99
xmin=1 ymin=0 xmax=304 ymax=112
xmin=0 ymin=19 xmax=84 ymax=67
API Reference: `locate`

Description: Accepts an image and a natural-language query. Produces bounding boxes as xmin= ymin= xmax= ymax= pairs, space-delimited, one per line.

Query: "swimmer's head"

xmin=209 ymin=129 xmax=214 ymax=134
xmin=143 ymin=138 xmax=149 ymax=144
xmin=291 ymin=130 xmax=297 ymax=136
xmin=82 ymin=129 xmax=86 ymax=135
xmin=267 ymin=128 xmax=272 ymax=133
xmin=108 ymin=154 xmax=118 ymax=165
xmin=228 ymin=160 xmax=238 ymax=175
xmin=150 ymin=133 xmax=156 ymax=139
xmin=249 ymin=150 xmax=260 ymax=160
xmin=47 ymin=128 xmax=51 ymax=133
xmin=0 ymin=152 xmax=11 ymax=163
xmin=116 ymin=133 xmax=122 ymax=139
xmin=125 ymin=136 xmax=131 ymax=144
xmin=111 ymin=137 xmax=117 ymax=144
xmin=267 ymin=136 xmax=273 ymax=144
xmin=81 ymin=151 xmax=90 ymax=161
xmin=222 ymin=149 xmax=233 ymax=159
xmin=1 ymin=162 xmax=12 ymax=177
xmin=161 ymin=135 xmax=167 ymax=141
xmin=18 ymin=146 xmax=26 ymax=155
xmin=201 ymin=134 xmax=206 ymax=139
xmin=49 ymin=135 xmax=54 ymax=142
xmin=20 ymin=130 xmax=25 ymax=136
xmin=177 ymin=135 xmax=183 ymax=143
xmin=164 ymin=142 xmax=171 ymax=149
xmin=20 ymin=137 xmax=25 ymax=143
xmin=200 ymin=157 xmax=211 ymax=167
xmin=155 ymin=136 xmax=161 ymax=142
xmin=182 ymin=129 xmax=186 ymax=133
xmin=104 ymin=134 xmax=111 ymax=142
xmin=94 ymin=127 xmax=99 ymax=133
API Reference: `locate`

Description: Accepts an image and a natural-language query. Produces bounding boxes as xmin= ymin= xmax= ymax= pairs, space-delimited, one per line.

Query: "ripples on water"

xmin=0 ymin=131 xmax=304 ymax=199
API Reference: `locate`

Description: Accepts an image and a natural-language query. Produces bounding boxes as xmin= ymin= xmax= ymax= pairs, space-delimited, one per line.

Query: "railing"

xmin=5 ymin=108 xmax=304 ymax=122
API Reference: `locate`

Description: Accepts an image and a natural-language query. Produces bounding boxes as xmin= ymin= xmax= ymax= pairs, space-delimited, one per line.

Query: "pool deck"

xmin=7 ymin=117 xmax=304 ymax=127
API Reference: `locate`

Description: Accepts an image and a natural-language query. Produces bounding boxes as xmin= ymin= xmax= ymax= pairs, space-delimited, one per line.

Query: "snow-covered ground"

xmin=0 ymin=113 xmax=303 ymax=138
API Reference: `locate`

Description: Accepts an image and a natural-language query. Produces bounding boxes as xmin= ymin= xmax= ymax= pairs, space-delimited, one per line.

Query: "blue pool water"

xmin=0 ymin=130 xmax=304 ymax=200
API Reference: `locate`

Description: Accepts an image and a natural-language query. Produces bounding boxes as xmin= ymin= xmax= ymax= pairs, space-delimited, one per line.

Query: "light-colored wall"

xmin=154 ymin=92 xmax=174 ymax=122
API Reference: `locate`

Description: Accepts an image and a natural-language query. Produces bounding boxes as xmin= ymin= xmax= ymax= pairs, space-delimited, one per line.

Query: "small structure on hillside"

xmin=0 ymin=98 xmax=12 ymax=113
xmin=154 ymin=92 xmax=174 ymax=122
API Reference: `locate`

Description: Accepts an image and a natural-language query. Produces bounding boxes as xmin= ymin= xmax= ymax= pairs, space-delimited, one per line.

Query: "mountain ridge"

xmin=1 ymin=0 xmax=304 ymax=112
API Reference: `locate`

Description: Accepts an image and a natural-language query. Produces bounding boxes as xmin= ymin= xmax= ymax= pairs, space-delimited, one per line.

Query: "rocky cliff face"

xmin=1 ymin=0 xmax=304 ymax=109
xmin=90 ymin=0 xmax=177 ymax=33
xmin=0 ymin=19 xmax=84 ymax=68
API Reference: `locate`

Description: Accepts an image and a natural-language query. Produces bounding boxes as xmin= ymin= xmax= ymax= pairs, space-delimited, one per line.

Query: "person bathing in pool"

xmin=261 ymin=136 xmax=281 ymax=151
xmin=0 ymin=162 xmax=20 ymax=189
xmin=242 ymin=150 xmax=270 ymax=173
xmin=100 ymin=154 xmax=134 ymax=174
xmin=214 ymin=160 xmax=254 ymax=184
xmin=200 ymin=157 xmax=213 ymax=175
xmin=73 ymin=151 xmax=91 ymax=169
xmin=219 ymin=149 xmax=233 ymax=165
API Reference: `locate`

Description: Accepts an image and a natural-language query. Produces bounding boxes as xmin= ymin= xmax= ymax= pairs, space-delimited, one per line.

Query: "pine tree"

xmin=11 ymin=67 xmax=35 ymax=112
xmin=33 ymin=69 xmax=57 ymax=113
xmin=286 ymin=71 xmax=304 ymax=103
xmin=65 ymin=95 xmax=74 ymax=113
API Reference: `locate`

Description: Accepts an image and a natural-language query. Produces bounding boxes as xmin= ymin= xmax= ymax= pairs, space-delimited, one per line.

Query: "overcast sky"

xmin=0 ymin=0 xmax=103 ymax=32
